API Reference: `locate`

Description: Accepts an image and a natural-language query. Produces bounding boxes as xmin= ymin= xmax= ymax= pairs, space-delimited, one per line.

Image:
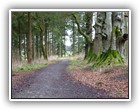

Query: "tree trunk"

xmin=40 ymin=31 xmax=48 ymax=60
xmin=45 ymin=22 xmax=48 ymax=60
xmin=84 ymin=12 xmax=93 ymax=59
xmin=92 ymin=12 xmax=125 ymax=67
xmin=124 ymin=12 xmax=129 ymax=33
xmin=60 ymin=35 xmax=63 ymax=57
xmin=78 ymin=35 xmax=80 ymax=54
xmin=23 ymin=34 xmax=26 ymax=60
xmin=57 ymin=43 xmax=60 ymax=57
xmin=36 ymin=34 xmax=39 ymax=59
xmin=112 ymin=12 xmax=128 ymax=59
xmin=27 ymin=12 xmax=32 ymax=64
xmin=63 ymin=35 xmax=66 ymax=56
xmin=102 ymin=12 xmax=112 ymax=52
xmin=93 ymin=12 xmax=107 ymax=55
xmin=72 ymin=20 xmax=76 ymax=56
xmin=111 ymin=12 xmax=123 ymax=50
xmin=18 ymin=19 xmax=22 ymax=62
xmin=123 ymin=12 xmax=129 ymax=59
xmin=51 ymin=34 xmax=54 ymax=56
xmin=32 ymin=35 xmax=35 ymax=60
xmin=47 ymin=31 xmax=49 ymax=56
xmin=72 ymin=13 xmax=92 ymax=44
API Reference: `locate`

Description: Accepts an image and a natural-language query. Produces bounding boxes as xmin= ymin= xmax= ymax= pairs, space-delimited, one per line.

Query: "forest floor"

xmin=67 ymin=57 xmax=128 ymax=98
xmin=11 ymin=58 xmax=128 ymax=99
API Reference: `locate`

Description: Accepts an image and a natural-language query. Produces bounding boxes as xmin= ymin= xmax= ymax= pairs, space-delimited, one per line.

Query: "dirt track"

xmin=12 ymin=60 xmax=111 ymax=99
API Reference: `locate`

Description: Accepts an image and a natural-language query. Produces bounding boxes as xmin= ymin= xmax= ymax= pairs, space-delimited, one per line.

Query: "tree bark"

xmin=18 ymin=19 xmax=22 ymax=61
xmin=102 ymin=12 xmax=112 ymax=52
xmin=72 ymin=20 xmax=76 ymax=56
xmin=111 ymin=12 xmax=123 ymax=50
xmin=36 ymin=34 xmax=39 ymax=59
xmin=72 ymin=13 xmax=92 ymax=44
xmin=84 ymin=12 xmax=93 ymax=58
xmin=60 ymin=35 xmax=63 ymax=57
xmin=93 ymin=12 xmax=106 ymax=55
xmin=32 ymin=35 xmax=35 ymax=60
xmin=40 ymin=31 xmax=48 ymax=60
xmin=63 ymin=34 xmax=66 ymax=56
xmin=51 ymin=34 xmax=54 ymax=55
xmin=45 ymin=21 xmax=48 ymax=60
xmin=112 ymin=12 xmax=128 ymax=59
xmin=78 ymin=35 xmax=80 ymax=54
xmin=27 ymin=12 xmax=32 ymax=64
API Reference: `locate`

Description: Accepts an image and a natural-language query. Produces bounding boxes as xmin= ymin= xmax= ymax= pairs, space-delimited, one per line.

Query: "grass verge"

xmin=67 ymin=56 xmax=127 ymax=73
xmin=67 ymin=56 xmax=91 ymax=70
xmin=12 ymin=63 xmax=48 ymax=73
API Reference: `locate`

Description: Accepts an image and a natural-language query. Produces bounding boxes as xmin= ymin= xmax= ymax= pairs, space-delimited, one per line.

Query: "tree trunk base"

xmin=92 ymin=49 xmax=124 ymax=68
xmin=87 ymin=53 xmax=97 ymax=64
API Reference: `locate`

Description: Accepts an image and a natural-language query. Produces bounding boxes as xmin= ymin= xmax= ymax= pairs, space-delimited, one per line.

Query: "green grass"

xmin=12 ymin=63 xmax=48 ymax=73
xmin=67 ymin=57 xmax=92 ymax=70
xmin=67 ymin=56 xmax=127 ymax=72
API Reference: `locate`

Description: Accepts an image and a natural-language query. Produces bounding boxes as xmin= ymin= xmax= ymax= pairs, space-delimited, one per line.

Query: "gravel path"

xmin=12 ymin=60 xmax=111 ymax=99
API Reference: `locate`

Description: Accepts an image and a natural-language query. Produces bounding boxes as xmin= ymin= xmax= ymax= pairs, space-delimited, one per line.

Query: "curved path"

xmin=12 ymin=60 xmax=111 ymax=99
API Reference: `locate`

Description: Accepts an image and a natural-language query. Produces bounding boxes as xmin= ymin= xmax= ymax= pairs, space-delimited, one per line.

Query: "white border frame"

xmin=9 ymin=9 xmax=131 ymax=101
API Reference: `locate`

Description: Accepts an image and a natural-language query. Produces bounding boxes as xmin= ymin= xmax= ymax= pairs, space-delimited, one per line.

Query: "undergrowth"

xmin=67 ymin=54 xmax=126 ymax=72
xmin=12 ymin=63 xmax=48 ymax=73
xmin=67 ymin=56 xmax=94 ymax=71
xmin=12 ymin=56 xmax=62 ymax=73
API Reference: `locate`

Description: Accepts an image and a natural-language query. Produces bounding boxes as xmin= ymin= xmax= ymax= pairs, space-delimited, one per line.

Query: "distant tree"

xmin=27 ymin=12 xmax=32 ymax=63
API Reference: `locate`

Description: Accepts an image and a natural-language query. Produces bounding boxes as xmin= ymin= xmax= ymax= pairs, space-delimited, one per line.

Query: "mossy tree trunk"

xmin=124 ymin=12 xmax=129 ymax=59
xmin=72 ymin=13 xmax=93 ymax=59
xmin=111 ymin=12 xmax=123 ymax=50
xmin=72 ymin=12 xmax=127 ymax=67
xmin=92 ymin=12 xmax=125 ymax=67
xmin=89 ymin=12 xmax=108 ymax=63
xmin=84 ymin=12 xmax=93 ymax=59
xmin=112 ymin=12 xmax=128 ymax=59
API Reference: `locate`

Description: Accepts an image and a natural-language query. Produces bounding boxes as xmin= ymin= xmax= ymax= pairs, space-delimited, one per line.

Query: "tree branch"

xmin=72 ymin=13 xmax=92 ymax=44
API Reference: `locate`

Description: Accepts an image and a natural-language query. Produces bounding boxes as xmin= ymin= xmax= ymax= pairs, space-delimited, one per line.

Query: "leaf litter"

xmin=68 ymin=66 xmax=128 ymax=98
